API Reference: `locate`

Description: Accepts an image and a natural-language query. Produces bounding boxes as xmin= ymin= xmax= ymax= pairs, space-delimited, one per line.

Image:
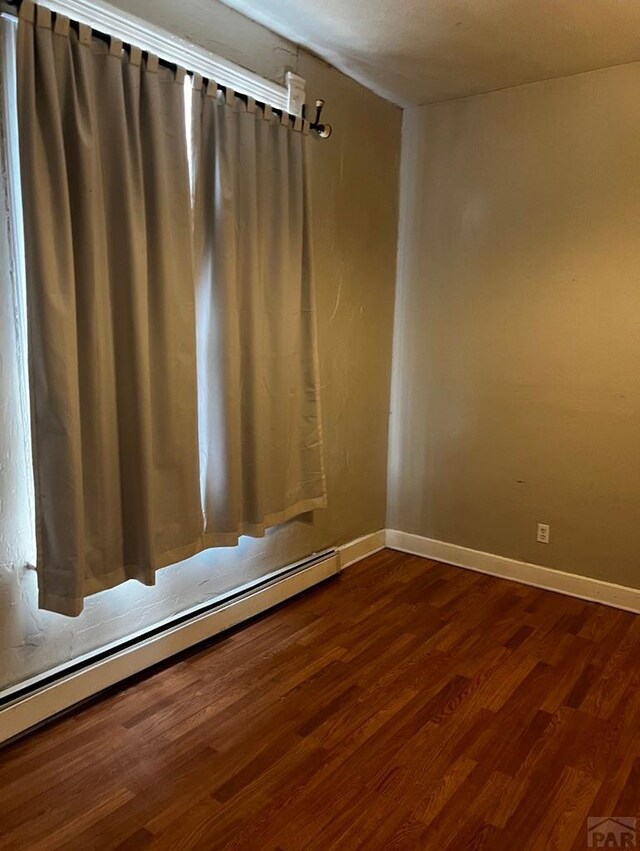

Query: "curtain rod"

xmin=1 ymin=0 xmax=332 ymax=137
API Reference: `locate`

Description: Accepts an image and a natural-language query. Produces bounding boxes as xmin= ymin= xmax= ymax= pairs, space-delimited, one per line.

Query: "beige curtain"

xmin=192 ymin=83 xmax=327 ymax=546
xmin=17 ymin=2 xmax=203 ymax=615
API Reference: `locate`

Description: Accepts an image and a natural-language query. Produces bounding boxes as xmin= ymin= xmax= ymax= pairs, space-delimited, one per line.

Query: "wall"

xmin=388 ymin=61 xmax=640 ymax=588
xmin=108 ymin=0 xmax=297 ymax=85
xmin=0 ymin=0 xmax=401 ymax=690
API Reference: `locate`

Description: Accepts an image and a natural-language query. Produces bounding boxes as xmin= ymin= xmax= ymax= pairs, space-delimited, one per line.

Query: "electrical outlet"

xmin=537 ymin=523 xmax=550 ymax=544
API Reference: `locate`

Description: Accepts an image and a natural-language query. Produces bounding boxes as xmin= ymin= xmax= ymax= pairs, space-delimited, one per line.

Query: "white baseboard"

xmin=338 ymin=530 xmax=386 ymax=570
xmin=385 ymin=529 xmax=640 ymax=614
xmin=1 ymin=526 xmax=388 ymax=746
xmin=8 ymin=525 xmax=636 ymax=746
xmin=0 ymin=552 xmax=339 ymax=746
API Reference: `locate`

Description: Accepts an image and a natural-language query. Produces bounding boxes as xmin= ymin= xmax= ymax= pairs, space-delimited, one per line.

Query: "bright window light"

xmin=0 ymin=14 xmax=36 ymax=569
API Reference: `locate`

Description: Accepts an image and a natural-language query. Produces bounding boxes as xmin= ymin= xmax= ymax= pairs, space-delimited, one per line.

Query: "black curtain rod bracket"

xmin=307 ymin=99 xmax=332 ymax=139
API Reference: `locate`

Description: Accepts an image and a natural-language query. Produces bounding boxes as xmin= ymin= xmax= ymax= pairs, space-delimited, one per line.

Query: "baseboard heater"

xmin=0 ymin=549 xmax=339 ymax=747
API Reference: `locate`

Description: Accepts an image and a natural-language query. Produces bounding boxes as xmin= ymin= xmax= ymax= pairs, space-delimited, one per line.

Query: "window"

xmin=0 ymin=13 xmax=35 ymax=571
xmin=1 ymin=4 xmax=325 ymax=615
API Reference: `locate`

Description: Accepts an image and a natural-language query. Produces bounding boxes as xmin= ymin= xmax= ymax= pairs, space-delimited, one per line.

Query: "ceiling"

xmin=219 ymin=0 xmax=640 ymax=106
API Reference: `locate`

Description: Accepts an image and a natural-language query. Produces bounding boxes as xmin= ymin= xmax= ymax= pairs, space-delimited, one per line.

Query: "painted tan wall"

xmin=0 ymin=1 xmax=401 ymax=689
xmin=107 ymin=0 xmax=297 ymax=85
xmin=388 ymin=61 xmax=640 ymax=588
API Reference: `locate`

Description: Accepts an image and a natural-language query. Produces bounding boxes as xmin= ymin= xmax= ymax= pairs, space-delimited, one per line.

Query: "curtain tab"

xmin=109 ymin=36 xmax=123 ymax=57
xmin=192 ymin=73 xmax=203 ymax=93
xmin=78 ymin=23 xmax=91 ymax=45
xmin=175 ymin=67 xmax=186 ymax=85
xmin=293 ymin=116 xmax=303 ymax=133
xmin=263 ymin=104 xmax=273 ymax=122
xmin=205 ymin=79 xmax=218 ymax=98
xmin=35 ymin=5 xmax=52 ymax=28
xmin=280 ymin=111 xmax=289 ymax=128
xmin=247 ymin=97 xmax=256 ymax=114
xmin=53 ymin=14 xmax=70 ymax=37
xmin=225 ymin=87 xmax=235 ymax=106
xmin=18 ymin=0 xmax=35 ymax=22
xmin=146 ymin=53 xmax=159 ymax=73
xmin=129 ymin=46 xmax=142 ymax=67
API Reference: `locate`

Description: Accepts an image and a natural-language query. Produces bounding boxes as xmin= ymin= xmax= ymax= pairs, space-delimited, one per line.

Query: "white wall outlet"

xmin=537 ymin=523 xmax=550 ymax=544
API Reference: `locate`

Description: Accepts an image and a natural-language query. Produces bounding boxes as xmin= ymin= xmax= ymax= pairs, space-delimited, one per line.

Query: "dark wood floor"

xmin=1 ymin=549 xmax=639 ymax=850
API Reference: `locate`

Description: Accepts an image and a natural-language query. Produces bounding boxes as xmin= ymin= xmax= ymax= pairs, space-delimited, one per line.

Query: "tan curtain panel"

xmin=192 ymin=83 xmax=327 ymax=545
xmin=17 ymin=2 xmax=203 ymax=615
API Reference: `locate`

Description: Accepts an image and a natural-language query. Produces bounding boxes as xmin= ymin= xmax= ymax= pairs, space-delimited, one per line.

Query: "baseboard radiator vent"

xmin=0 ymin=549 xmax=339 ymax=747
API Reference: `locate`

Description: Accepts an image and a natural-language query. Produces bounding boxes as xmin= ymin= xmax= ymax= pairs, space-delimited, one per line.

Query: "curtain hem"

xmin=202 ymin=494 xmax=328 ymax=548
xmin=39 ymin=492 xmax=328 ymax=615
xmin=38 ymin=535 xmax=207 ymax=617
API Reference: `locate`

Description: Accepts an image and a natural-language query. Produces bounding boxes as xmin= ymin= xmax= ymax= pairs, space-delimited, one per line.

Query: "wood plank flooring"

xmin=1 ymin=549 xmax=639 ymax=850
